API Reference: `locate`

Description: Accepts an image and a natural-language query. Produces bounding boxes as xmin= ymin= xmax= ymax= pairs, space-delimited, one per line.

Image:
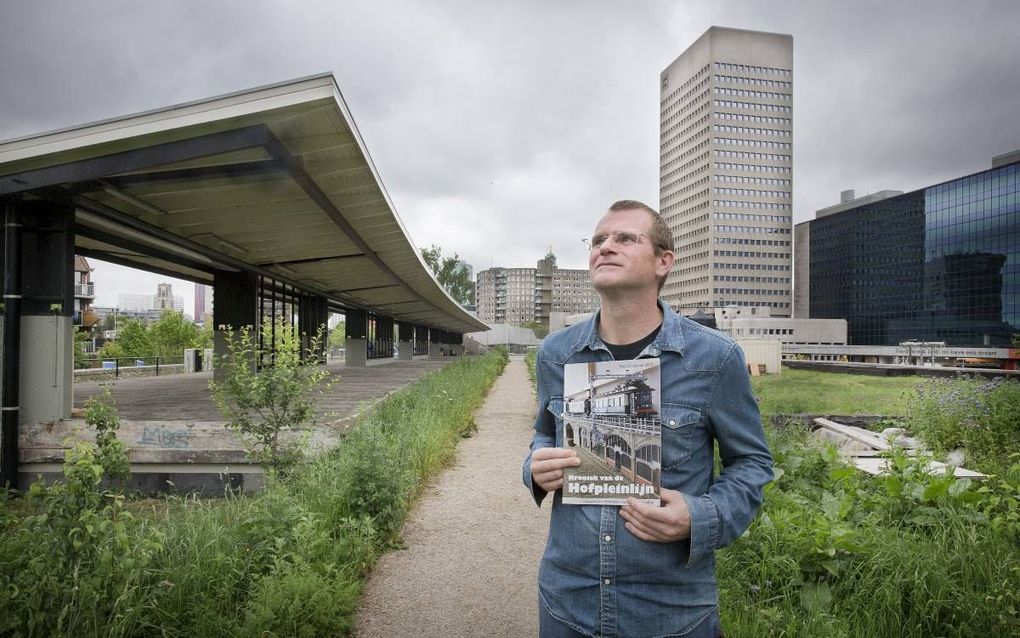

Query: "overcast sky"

xmin=2 ymin=0 xmax=1018 ymax=310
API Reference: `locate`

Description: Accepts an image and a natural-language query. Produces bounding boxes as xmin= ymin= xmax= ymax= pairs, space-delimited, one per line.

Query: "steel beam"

xmin=0 ymin=126 xmax=272 ymax=196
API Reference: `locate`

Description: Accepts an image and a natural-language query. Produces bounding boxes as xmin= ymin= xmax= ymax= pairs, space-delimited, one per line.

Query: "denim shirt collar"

xmin=571 ymin=299 xmax=686 ymax=358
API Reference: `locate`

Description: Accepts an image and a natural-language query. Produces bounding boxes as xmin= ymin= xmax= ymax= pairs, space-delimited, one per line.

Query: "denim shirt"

xmin=523 ymin=302 xmax=773 ymax=638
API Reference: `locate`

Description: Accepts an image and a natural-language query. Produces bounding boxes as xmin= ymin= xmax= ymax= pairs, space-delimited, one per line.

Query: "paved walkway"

xmin=354 ymin=356 xmax=549 ymax=638
xmin=73 ymin=358 xmax=453 ymax=422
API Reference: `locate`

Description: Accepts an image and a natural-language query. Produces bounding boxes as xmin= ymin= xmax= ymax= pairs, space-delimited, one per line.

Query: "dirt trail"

xmin=354 ymin=356 xmax=549 ymax=638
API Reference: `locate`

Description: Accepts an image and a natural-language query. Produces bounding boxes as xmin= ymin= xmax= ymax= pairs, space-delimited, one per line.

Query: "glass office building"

xmin=805 ymin=158 xmax=1019 ymax=346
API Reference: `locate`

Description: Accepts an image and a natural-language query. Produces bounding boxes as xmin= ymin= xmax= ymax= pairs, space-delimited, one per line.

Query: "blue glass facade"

xmin=809 ymin=160 xmax=1019 ymax=346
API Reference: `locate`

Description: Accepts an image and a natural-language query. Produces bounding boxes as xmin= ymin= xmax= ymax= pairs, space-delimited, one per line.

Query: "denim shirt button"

xmin=603 ymin=578 xmax=611 ymax=585
xmin=604 ymin=535 xmax=612 ymax=542
xmin=669 ymin=419 xmax=677 ymax=426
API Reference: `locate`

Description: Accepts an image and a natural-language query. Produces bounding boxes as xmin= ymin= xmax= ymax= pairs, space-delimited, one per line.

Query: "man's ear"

xmin=656 ymin=250 xmax=675 ymax=279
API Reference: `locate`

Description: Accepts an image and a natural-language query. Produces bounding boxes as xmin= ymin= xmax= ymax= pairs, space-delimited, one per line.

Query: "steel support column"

xmin=1 ymin=199 xmax=21 ymax=489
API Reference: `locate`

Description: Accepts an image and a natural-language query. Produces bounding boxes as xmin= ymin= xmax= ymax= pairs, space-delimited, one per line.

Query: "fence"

xmin=73 ymin=355 xmax=186 ymax=382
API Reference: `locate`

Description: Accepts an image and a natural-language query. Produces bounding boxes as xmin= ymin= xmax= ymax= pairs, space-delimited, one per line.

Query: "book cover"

xmin=561 ymin=358 xmax=662 ymax=506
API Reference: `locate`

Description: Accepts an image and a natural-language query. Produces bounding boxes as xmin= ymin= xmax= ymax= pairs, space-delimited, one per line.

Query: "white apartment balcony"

xmin=75 ymin=282 xmax=95 ymax=299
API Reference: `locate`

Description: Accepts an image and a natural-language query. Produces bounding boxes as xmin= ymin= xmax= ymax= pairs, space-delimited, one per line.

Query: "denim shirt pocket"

xmin=547 ymin=397 xmax=565 ymax=447
xmin=660 ymin=403 xmax=703 ymax=470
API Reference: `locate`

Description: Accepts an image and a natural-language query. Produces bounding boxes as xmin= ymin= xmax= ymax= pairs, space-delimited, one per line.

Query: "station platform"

xmin=18 ymin=358 xmax=454 ymax=493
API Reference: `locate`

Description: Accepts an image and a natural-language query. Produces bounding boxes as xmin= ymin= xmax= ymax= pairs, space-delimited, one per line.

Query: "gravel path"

xmin=354 ymin=356 xmax=549 ymax=638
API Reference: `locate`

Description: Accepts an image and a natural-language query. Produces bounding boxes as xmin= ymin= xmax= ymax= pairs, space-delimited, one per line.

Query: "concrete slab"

xmin=20 ymin=358 xmax=454 ymax=493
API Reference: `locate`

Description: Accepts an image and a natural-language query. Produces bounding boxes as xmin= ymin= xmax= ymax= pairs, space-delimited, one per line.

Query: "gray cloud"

xmin=2 ymin=0 xmax=1017 ymax=290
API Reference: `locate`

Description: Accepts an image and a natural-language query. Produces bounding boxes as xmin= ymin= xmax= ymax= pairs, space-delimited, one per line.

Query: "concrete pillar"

xmin=17 ymin=201 xmax=75 ymax=426
xmin=345 ymin=309 xmax=367 ymax=367
xmin=21 ymin=315 xmax=73 ymax=424
xmin=213 ymin=270 xmax=258 ymax=381
xmin=397 ymin=321 xmax=412 ymax=361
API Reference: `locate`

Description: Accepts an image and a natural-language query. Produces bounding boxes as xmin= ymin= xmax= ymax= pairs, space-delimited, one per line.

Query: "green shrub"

xmin=210 ymin=319 xmax=335 ymax=472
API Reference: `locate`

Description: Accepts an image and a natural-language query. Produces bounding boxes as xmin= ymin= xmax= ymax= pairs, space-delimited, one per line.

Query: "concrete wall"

xmin=737 ymin=338 xmax=782 ymax=374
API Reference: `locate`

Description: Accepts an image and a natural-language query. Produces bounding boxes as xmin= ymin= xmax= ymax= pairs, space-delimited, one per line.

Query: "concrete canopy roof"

xmin=0 ymin=73 xmax=487 ymax=334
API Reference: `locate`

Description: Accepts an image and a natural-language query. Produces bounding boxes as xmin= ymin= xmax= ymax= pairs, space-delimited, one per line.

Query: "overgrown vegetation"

xmin=210 ymin=319 xmax=334 ymax=472
xmin=717 ymin=370 xmax=1020 ymax=637
xmin=0 ymin=350 xmax=507 ymax=637
xmin=906 ymin=375 xmax=1020 ymax=476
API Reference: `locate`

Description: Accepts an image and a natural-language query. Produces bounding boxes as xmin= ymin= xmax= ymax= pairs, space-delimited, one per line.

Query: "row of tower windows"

xmin=714 ymin=262 xmax=790 ymax=271
xmin=714 ymin=161 xmax=790 ymax=173
xmin=715 ymin=137 xmax=791 ymax=149
xmin=714 ymin=249 xmax=789 ymax=259
xmin=714 ymin=61 xmax=791 ymax=77
xmin=715 ymin=225 xmax=792 ymax=235
xmin=714 ymin=86 xmax=791 ymax=101
xmin=715 ymin=112 xmax=790 ymax=126
xmin=714 ymin=288 xmax=790 ymax=296
xmin=715 ymin=301 xmax=791 ymax=309
xmin=716 ymin=175 xmax=791 ymax=186
xmin=713 ymin=187 xmax=791 ymax=198
xmin=715 ymin=74 xmax=791 ymax=89
xmin=715 ymin=275 xmax=791 ymax=284
xmin=715 ymin=238 xmax=791 ymax=247
xmin=713 ymin=124 xmax=790 ymax=137
xmin=714 ymin=99 xmax=791 ymax=113
xmin=714 ymin=212 xmax=790 ymax=223
xmin=715 ymin=150 xmax=791 ymax=162
xmin=714 ymin=199 xmax=792 ymax=210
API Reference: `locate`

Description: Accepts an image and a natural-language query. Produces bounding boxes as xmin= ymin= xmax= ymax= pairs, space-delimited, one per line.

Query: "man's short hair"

xmin=607 ymin=200 xmax=675 ymax=256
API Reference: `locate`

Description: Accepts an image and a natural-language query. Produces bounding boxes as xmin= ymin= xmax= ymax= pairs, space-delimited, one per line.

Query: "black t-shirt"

xmin=603 ymin=324 xmax=662 ymax=361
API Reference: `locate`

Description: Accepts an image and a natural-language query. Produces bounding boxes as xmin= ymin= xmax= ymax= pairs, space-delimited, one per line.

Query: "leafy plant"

xmin=210 ymin=319 xmax=335 ymax=472
xmin=0 ymin=393 xmax=160 ymax=637
xmin=84 ymin=386 xmax=130 ymax=483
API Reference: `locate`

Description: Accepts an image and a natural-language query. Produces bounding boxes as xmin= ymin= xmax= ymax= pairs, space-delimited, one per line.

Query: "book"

xmin=561 ymin=358 xmax=662 ymax=506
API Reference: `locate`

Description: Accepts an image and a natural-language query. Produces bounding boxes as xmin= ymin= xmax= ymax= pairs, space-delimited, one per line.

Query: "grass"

xmin=0 ymin=349 xmax=509 ymax=637
xmin=751 ymin=367 xmax=924 ymax=417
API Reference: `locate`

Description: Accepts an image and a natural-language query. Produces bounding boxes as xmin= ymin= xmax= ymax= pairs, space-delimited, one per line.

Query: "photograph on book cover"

xmin=561 ymin=358 xmax=662 ymax=506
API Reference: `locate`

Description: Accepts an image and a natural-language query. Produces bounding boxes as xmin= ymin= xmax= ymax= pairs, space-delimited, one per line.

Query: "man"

xmin=523 ymin=200 xmax=773 ymax=638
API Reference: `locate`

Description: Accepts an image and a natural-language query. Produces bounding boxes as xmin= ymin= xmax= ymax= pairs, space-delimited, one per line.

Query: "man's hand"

xmin=530 ymin=447 xmax=580 ymax=492
xmin=619 ymin=487 xmax=691 ymax=542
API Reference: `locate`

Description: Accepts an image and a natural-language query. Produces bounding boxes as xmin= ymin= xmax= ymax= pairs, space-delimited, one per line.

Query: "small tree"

xmin=209 ymin=319 xmax=334 ymax=472
xmin=421 ymin=244 xmax=473 ymax=305
xmin=148 ymin=310 xmax=200 ymax=359
xmin=116 ymin=318 xmax=151 ymax=358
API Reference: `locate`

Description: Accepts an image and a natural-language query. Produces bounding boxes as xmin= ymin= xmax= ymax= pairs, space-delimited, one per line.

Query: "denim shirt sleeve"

xmin=522 ymin=345 xmax=557 ymax=506
xmin=685 ymin=342 xmax=774 ymax=564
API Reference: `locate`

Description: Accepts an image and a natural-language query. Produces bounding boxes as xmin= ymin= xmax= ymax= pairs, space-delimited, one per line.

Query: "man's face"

xmin=588 ymin=208 xmax=672 ymax=294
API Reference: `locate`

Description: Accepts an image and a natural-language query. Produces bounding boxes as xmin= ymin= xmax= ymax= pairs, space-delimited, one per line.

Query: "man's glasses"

xmin=582 ymin=231 xmax=649 ymax=250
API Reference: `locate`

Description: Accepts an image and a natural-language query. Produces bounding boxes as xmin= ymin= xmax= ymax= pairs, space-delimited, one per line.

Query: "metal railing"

xmin=75 ymin=355 xmax=185 ymax=378
xmin=74 ymin=282 xmax=95 ymax=297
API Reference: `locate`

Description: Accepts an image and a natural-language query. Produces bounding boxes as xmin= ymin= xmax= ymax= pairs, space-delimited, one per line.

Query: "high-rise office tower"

xmin=659 ymin=27 xmax=793 ymax=315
